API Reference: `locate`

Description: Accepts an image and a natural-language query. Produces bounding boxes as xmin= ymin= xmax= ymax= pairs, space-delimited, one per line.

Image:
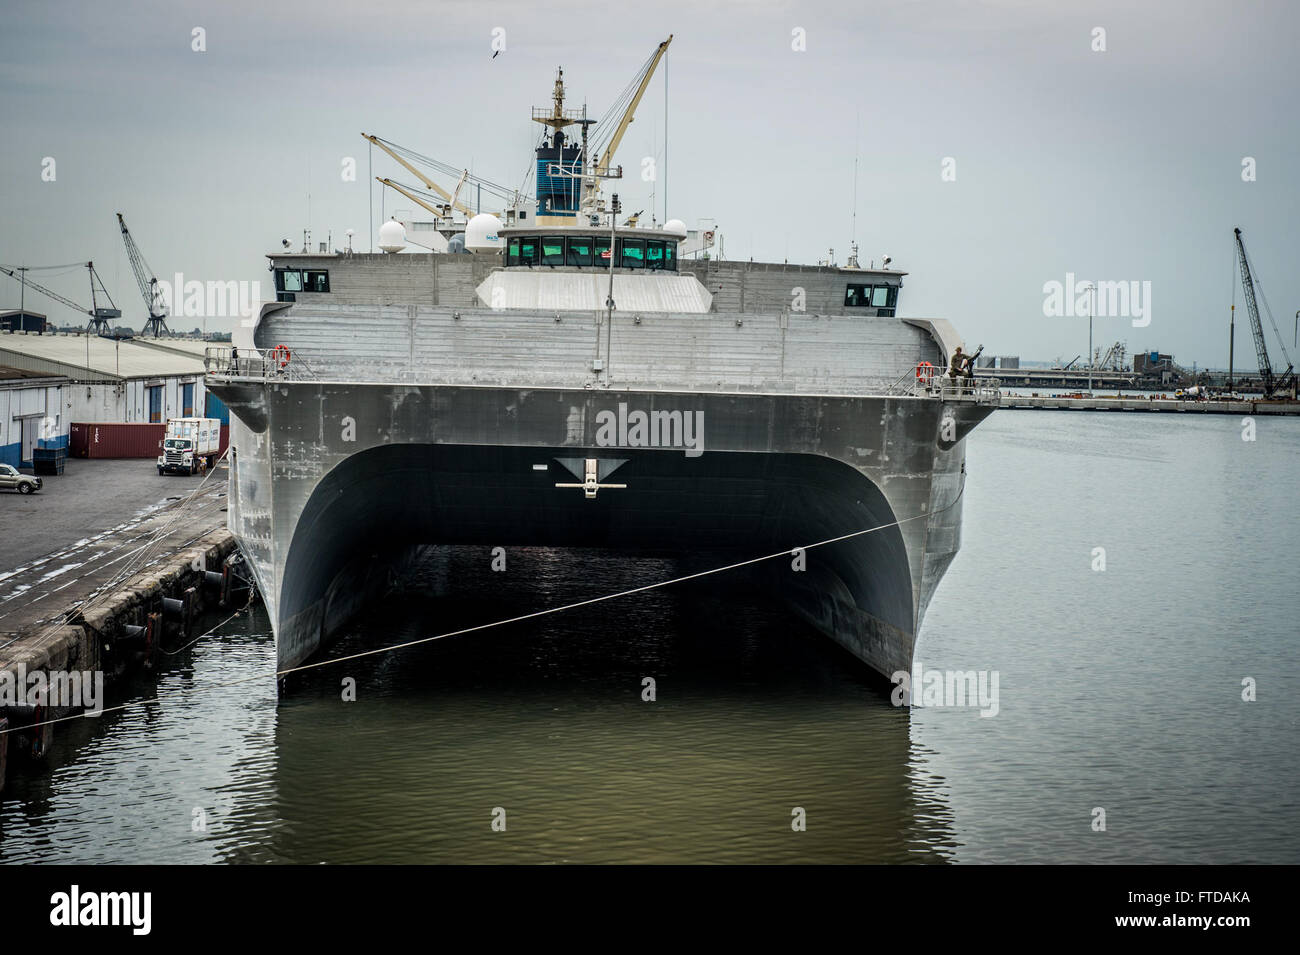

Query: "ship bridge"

xmin=480 ymin=224 xmax=712 ymax=314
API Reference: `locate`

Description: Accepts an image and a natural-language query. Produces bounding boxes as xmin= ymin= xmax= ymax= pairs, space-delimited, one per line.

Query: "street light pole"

xmin=1078 ymin=282 xmax=1096 ymax=393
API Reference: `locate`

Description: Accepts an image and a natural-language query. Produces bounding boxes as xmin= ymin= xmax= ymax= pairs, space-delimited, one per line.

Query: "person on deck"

xmin=949 ymin=347 xmax=967 ymax=382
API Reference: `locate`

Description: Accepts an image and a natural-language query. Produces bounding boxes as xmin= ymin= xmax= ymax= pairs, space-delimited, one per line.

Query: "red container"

xmin=219 ymin=425 xmax=230 ymax=456
xmin=69 ymin=422 xmax=167 ymax=459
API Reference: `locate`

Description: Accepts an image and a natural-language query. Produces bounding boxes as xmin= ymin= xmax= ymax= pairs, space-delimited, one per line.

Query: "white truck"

xmin=157 ymin=417 xmax=221 ymax=475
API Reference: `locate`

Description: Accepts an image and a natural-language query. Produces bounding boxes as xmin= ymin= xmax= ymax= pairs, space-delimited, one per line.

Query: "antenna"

xmin=851 ymin=110 xmax=859 ymax=246
xmin=660 ymin=55 xmax=670 ymax=226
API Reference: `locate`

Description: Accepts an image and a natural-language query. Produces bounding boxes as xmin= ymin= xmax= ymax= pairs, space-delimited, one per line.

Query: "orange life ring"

xmin=270 ymin=344 xmax=291 ymax=368
xmin=916 ymin=361 xmax=935 ymax=381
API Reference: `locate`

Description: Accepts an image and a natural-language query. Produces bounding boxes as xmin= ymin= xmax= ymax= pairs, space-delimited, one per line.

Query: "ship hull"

xmin=212 ymin=379 xmax=991 ymax=678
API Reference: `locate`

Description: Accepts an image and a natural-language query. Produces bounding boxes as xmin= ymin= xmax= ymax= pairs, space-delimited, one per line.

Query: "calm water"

xmin=2 ymin=411 xmax=1297 ymax=864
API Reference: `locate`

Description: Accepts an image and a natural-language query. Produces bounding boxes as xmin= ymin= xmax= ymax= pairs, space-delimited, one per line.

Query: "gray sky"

xmin=2 ymin=0 xmax=1297 ymax=367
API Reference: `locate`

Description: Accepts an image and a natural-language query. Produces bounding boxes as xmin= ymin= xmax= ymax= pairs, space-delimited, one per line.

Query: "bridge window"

xmin=506 ymin=238 xmax=521 ymax=266
xmin=518 ymin=237 xmax=538 ymax=266
xmin=595 ymin=237 xmax=612 ymax=264
xmin=664 ymin=242 xmax=676 ymax=271
xmin=541 ymin=236 xmax=565 ymax=266
xmin=844 ymin=283 xmax=898 ymax=309
xmin=274 ymin=268 xmax=329 ymax=293
xmin=646 ymin=240 xmax=665 ymax=270
xmin=619 ymin=238 xmax=645 ymax=269
xmin=567 ymin=237 xmax=593 ymax=267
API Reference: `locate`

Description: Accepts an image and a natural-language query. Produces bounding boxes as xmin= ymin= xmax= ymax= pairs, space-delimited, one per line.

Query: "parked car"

xmin=0 ymin=464 xmax=42 ymax=494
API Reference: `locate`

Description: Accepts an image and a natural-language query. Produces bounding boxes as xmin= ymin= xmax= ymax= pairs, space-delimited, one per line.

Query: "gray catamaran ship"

xmin=207 ymin=39 xmax=999 ymax=683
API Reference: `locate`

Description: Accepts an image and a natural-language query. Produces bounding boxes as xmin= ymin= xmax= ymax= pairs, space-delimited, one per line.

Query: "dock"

xmin=997 ymin=395 xmax=1300 ymax=414
xmin=0 ymin=458 xmax=241 ymax=791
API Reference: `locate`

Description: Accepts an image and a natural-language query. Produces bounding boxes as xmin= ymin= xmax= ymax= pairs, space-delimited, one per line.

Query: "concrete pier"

xmin=998 ymin=395 xmax=1300 ymax=414
xmin=0 ymin=459 xmax=238 ymax=783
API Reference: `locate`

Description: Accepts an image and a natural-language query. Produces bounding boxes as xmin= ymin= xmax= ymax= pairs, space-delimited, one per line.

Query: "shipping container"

xmin=205 ymin=390 xmax=230 ymax=425
xmin=69 ymin=422 xmax=167 ymax=459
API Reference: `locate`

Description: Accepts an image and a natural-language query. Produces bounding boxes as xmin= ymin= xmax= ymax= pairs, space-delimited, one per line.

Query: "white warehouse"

xmin=0 ymin=366 xmax=68 ymax=467
xmin=0 ymin=331 xmax=212 ymax=430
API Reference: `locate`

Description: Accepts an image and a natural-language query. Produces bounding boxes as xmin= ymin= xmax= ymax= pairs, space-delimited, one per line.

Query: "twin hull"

xmin=212 ymin=377 xmax=990 ymax=679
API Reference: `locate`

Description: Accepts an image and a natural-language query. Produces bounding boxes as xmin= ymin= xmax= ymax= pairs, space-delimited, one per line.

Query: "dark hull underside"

xmin=278 ymin=444 xmax=916 ymax=679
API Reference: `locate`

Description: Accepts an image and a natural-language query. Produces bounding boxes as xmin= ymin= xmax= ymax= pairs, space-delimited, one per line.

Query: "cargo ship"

xmin=206 ymin=42 xmax=999 ymax=683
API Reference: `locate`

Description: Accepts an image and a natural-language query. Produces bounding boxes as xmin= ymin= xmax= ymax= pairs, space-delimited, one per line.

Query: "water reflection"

xmin=1 ymin=546 xmax=959 ymax=864
xmin=230 ymin=547 xmax=959 ymax=864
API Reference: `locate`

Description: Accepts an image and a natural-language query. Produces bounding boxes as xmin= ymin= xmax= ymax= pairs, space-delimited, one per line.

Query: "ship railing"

xmin=204 ymin=346 xmax=321 ymax=382
xmin=886 ymin=368 xmax=1001 ymax=404
xmin=933 ymin=376 xmax=1001 ymax=404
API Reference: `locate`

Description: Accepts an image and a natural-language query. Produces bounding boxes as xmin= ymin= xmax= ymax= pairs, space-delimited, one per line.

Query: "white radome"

xmin=663 ymin=218 xmax=688 ymax=237
xmin=464 ymin=213 xmax=504 ymax=253
xmin=378 ymin=219 xmax=406 ymax=253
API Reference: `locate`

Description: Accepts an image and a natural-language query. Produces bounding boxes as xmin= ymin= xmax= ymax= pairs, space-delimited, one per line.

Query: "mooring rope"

xmin=156 ymin=587 xmax=255 ymax=657
xmin=2 ymin=475 xmax=966 ymax=736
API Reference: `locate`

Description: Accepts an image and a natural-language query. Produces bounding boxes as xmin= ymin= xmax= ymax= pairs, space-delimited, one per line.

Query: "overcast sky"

xmin=2 ymin=0 xmax=1297 ymax=367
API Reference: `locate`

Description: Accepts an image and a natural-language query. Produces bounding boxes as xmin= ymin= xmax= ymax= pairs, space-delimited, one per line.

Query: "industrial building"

xmin=0 ymin=309 xmax=48 ymax=334
xmin=0 ymin=332 xmax=223 ymax=461
xmin=0 ymin=366 xmax=68 ymax=467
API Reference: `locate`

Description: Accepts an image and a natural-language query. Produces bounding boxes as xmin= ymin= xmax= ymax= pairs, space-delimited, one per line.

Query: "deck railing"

xmin=204 ymin=346 xmax=320 ymax=382
xmin=206 ymin=345 xmax=1000 ymax=402
xmin=886 ymin=368 xmax=1001 ymax=404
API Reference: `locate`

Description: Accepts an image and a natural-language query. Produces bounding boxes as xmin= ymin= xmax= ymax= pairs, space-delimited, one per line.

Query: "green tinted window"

xmin=595 ymin=237 xmax=612 ymax=263
xmin=507 ymin=238 xmax=520 ymax=266
xmin=646 ymin=241 xmax=665 ymax=270
xmin=567 ymin=238 xmax=592 ymax=267
xmin=542 ymin=237 xmax=565 ymax=266
xmin=620 ymin=239 xmax=645 ymax=269
xmin=519 ymin=238 xmax=538 ymax=265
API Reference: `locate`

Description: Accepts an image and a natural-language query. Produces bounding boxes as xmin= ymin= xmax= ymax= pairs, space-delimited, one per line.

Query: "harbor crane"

xmin=363 ymin=133 xmax=526 ymax=220
xmin=117 ymin=213 xmax=170 ymax=337
xmin=590 ymin=36 xmax=672 ymax=180
xmin=1234 ymin=227 xmax=1296 ymax=399
xmin=0 ymin=262 xmax=120 ymax=334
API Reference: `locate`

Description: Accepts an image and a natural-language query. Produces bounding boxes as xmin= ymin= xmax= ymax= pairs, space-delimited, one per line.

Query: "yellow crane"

xmin=362 ymin=133 xmax=476 ymax=218
xmin=592 ymin=35 xmax=672 ymax=178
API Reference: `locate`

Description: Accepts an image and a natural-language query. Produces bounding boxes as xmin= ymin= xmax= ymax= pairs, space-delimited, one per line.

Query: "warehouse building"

xmin=0 ymin=330 xmax=211 ymax=430
xmin=0 ymin=309 xmax=48 ymax=334
xmin=0 ymin=366 xmax=68 ymax=467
